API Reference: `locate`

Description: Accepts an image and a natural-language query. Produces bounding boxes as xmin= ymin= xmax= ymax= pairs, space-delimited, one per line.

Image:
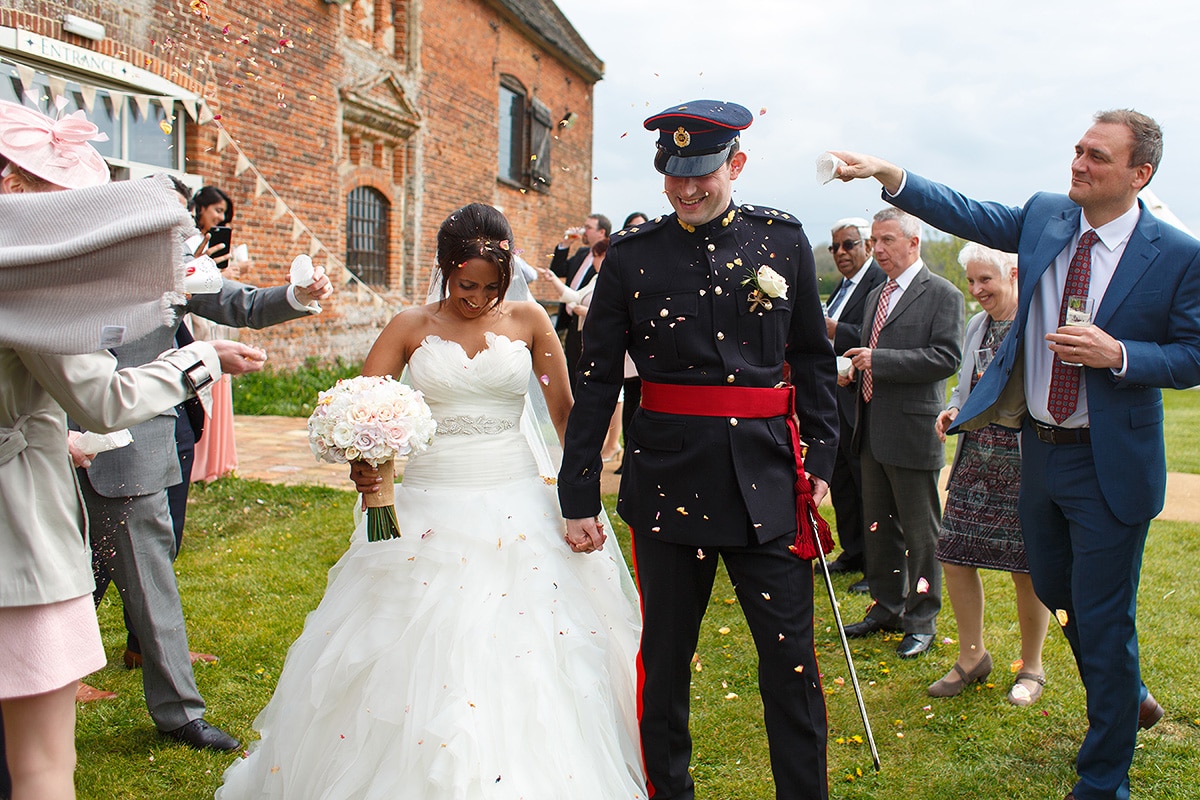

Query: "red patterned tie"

xmin=1047 ymin=230 xmax=1098 ymax=423
xmin=861 ymin=279 xmax=898 ymax=403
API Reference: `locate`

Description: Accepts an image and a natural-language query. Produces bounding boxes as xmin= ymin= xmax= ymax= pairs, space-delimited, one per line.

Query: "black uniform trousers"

xmin=631 ymin=531 xmax=828 ymax=800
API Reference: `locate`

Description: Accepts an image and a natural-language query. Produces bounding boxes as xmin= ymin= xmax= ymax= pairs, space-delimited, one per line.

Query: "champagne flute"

xmin=1060 ymin=295 xmax=1095 ymax=366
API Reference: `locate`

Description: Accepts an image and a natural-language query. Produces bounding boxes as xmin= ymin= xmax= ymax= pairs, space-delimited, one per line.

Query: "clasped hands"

xmin=564 ymin=517 xmax=606 ymax=554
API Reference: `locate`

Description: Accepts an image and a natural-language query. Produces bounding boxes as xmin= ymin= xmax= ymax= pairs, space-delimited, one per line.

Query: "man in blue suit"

xmin=830 ymin=109 xmax=1200 ymax=800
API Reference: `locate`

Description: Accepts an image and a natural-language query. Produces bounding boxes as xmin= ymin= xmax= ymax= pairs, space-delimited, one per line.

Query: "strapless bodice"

xmin=402 ymin=333 xmax=539 ymax=488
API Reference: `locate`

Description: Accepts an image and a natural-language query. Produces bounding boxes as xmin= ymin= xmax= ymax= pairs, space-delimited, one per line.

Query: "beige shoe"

xmin=1007 ymin=671 xmax=1046 ymax=706
xmin=928 ymin=651 xmax=993 ymax=697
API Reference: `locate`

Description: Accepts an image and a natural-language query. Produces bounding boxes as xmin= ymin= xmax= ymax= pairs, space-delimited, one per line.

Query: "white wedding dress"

xmin=217 ymin=334 xmax=645 ymax=799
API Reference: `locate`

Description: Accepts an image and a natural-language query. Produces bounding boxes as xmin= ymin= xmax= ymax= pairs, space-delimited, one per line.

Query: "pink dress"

xmin=187 ymin=314 xmax=238 ymax=481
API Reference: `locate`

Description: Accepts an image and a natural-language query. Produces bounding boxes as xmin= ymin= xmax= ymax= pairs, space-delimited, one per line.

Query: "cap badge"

xmin=673 ymin=127 xmax=691 ymax=148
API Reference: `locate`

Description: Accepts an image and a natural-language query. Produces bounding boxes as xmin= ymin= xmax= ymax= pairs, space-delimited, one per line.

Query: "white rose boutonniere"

xmin=742 ymin=265 xmax=789 ymax=312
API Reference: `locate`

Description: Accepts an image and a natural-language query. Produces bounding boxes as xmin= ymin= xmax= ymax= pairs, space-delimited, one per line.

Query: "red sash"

xmin=639 ymin=381 xmax=834 ymax=560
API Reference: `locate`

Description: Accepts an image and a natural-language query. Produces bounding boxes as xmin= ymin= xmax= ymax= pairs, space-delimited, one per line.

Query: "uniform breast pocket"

xmin=736 ymin=294 xmax=790 ymax=366
xmin=630 ymin=292 xmax=699 ymax=371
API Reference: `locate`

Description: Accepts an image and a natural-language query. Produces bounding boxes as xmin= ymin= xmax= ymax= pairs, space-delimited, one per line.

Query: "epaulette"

xmin=611 ymin=214 xmax=669 ymax=246
xmin=738 ymin=204 xmax=803 ymax=227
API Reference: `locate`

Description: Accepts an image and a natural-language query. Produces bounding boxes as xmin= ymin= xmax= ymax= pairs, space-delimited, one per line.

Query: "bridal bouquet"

xmin=308 ymin=375 xmax=437 ymax=541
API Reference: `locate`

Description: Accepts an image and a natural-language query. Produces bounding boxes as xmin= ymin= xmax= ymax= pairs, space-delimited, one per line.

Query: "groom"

xmin=559 ymin=100 xmax=838 ymax=799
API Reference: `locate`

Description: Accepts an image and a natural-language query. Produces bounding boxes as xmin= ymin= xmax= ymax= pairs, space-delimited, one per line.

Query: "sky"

xmin=551 ymin=0 xmax=1200 ymax=242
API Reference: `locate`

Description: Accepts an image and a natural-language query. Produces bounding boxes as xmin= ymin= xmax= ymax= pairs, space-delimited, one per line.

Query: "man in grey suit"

xmin=840 ymin=208 xmax=963 ymax=658
xmin=823 ymin=217 xmax=886 ymax=587
xmin=77 ymin=275 xmax=331 ymax=750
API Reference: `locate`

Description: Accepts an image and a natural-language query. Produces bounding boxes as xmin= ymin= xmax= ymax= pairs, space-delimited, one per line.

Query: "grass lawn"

xmin=74 ymin=478 xmax=1200 ymax=799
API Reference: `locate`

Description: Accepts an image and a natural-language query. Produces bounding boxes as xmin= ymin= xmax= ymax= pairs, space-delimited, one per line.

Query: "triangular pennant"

xmin=79 ymin=85 xmax=97 ymax=113
xmin=197 ymin=102 xmax=214 ymax=125
xmin=155 ymin=96 xmax=175 ymax=120
xmin=109 ymin=91 xmax=125 ymax=122
xmin=309 ymin=236 xmax=322 ymax=256
xmin=179 ymin=97 xmax=197 ymax=121
xmin=273 ymin=196 xmax=288 ymax=220
xmin=255 ymin=174 xmax=268 ymax=197
xmin=234 ymin=152 xmax=251 ymax=176
xmin=291 ymin=215 xmax=305 ymax=241
xmin=47 ymin=76 xmax=67 ymax=105
xmin=15 ymin=64 xmax=35 ymax=96
xmin=132 ymin=93 xmax=149 ymax=120
xmin=216 ymin=128 xmax=232 ymax=152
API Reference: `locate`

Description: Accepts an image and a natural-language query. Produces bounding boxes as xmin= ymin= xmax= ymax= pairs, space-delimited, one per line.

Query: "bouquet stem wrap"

xmin=363 ymin=459 xmax=400 ymax=542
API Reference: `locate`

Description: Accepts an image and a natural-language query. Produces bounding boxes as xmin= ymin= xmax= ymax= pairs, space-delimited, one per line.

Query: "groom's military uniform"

xmin=559 ymin=101 xmax=837 ymax=800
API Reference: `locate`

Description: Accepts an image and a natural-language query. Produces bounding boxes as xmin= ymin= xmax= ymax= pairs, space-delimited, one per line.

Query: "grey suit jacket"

xmin=82 ymin=281 xmax=311 ymax=498
xmin=851 ymin=264 xmax=964 ymax=470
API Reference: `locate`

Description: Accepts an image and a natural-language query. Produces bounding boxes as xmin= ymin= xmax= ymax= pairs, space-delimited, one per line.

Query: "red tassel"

xmin=789 ymin=472 xmax=834 ymax=561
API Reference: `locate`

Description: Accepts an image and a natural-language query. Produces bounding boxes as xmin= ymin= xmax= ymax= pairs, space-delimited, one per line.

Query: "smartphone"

xmin=207 ymin=225 xmax=233 ymax=266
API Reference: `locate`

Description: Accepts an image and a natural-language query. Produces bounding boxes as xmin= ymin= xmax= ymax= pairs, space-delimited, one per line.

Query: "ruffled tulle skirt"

xmin=217 ymin=475 xmax=645 ymax=799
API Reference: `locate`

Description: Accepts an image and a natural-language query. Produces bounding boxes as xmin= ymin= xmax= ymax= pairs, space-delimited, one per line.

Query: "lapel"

xmin=843 ymin=261 xmax=881 ymax=315
xmin=1094 ymin=201 xmax=1160 ymax=328
xmin=1015 ymin=208 xmax=1078 ymax=332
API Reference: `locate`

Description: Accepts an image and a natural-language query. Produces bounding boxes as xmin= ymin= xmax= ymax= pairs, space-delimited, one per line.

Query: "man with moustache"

xmin=559 ymin=99 xmax=838 ymax=800
xmin=823 ymin=218 xmax=885 ymax=588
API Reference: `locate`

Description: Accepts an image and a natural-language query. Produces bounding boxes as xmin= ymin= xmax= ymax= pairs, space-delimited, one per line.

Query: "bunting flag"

xmin=179 ymin=97 xmax=197 ymax=121
xmin=155 ymin=96 xmax=175 ymax=120
xmin=291 ymin=215 xmax=305 ymax=241
xmin=309 ymin=235 xmax=323 ymax=256
xmin=197 ymin=102 xmax=214 ymax=125
xmin=47 ymin=75 xmax=67 ymax=103
xmin=272 ymin=196 xmax=288 ymax=220
xmin=255 ymin=174 xmax=269 ymax=197
xmin=216 ymin=127 xmax=232 ymax=152
xmin=132 ymin=93 xmax=149 ymax=120
xmin=110 ymin=91 xmax=124 ymax=122
xmin=79 ymin=84 xmax=97 ymax=113
xmin=234 ymin=151 xmax=251 ymax=176
xmin=15 ymin=64 xmax=35 ymax=99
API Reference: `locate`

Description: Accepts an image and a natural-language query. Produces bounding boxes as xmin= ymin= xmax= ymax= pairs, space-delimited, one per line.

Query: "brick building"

xmin=0 ymin=0 xmax=602 ymax=366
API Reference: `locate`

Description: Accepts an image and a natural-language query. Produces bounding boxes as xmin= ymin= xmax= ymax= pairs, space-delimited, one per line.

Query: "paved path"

xmin=233 ymin=415 xmax=1200 ymax=523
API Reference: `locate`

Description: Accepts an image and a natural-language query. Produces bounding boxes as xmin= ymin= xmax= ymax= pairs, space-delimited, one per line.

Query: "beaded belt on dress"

xmin=435 ymin=415 xmax=516 ymax=436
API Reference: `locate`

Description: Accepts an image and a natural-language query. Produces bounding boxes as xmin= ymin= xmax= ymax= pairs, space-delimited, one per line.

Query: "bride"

xmin=216 ymin=204 xmax=646 ymax=799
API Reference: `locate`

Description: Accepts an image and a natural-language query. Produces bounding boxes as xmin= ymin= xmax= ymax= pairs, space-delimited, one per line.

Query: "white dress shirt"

xmin=1025 ymin=204 xmax=1139 ymax=427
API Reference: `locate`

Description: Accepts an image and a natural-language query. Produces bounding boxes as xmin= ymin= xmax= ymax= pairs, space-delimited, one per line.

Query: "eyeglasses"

xmin=828 ymin=239 xmax=863 ymax=254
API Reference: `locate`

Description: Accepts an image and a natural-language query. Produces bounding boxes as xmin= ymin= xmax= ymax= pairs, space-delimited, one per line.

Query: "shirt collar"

xmin=1082 ymin=203 xmax=1140 ymax=252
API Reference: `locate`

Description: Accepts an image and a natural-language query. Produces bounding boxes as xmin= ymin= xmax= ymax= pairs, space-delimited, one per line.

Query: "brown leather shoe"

xmin=1139 ymin=691 xmax=1165 ymax=730
xmin=75 ymin=682 xmax=117 ymax=703
xmin=123 ymin=649 xmax=218 ymax=669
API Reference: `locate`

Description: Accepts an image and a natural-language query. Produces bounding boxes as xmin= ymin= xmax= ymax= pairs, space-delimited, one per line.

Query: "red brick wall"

xmin=3 ymin=0 xmax=598 ymax=367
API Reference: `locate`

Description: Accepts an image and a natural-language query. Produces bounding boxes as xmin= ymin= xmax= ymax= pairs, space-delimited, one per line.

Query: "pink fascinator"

xmin=0 ymin=99 xmax=110 ymax=189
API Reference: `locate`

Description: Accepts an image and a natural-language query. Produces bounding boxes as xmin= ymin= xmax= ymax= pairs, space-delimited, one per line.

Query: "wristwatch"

xmin=183 ymin=360 xmax=214 ymax=394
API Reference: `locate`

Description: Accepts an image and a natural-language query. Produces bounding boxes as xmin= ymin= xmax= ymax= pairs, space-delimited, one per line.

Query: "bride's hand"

xmin=564 ymin=517 xmax=606 ymax=553
xmin=349 ymin=460 xmax=382 ymax=494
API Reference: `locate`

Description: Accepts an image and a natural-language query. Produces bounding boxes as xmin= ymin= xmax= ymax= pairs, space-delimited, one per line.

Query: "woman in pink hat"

xmin=0 ymin=98 xmax=264 ymax=800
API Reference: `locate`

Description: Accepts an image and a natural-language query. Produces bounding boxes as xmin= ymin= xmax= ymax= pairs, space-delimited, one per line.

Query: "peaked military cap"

xmin=643 ymin=100 xmax=753 ymax=177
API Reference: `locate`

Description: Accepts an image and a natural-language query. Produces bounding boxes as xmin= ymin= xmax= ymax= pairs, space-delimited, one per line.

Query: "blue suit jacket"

xmin=891 ymin=172 xmax=1200 ymax=525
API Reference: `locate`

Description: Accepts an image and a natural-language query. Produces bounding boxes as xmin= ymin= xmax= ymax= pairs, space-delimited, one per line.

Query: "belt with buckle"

xmin=1032 ymin=420 xmax=1090 ymax=445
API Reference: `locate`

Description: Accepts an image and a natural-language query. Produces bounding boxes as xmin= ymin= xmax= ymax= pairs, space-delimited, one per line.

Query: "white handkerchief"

xmin=182 ymin=257 xmax=223 ymax=294
xmin=816 ymin=152 xmax=845 ymax=185
xmin=289 ymin=254 xmax=315 ymax=287
xmin=75 ymin=429 xmax=133 ymax=456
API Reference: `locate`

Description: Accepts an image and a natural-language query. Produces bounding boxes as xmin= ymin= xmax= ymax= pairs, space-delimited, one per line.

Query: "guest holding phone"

xmin=188 ymin=186 xmax=239 ymax=483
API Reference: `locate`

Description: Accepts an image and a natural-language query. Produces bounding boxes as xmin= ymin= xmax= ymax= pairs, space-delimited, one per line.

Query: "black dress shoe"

xmin=824 ymin=556 xmax=862 ymax=574
xmin=1139 ymin=691 xmax=1165 ymax=730
xmin=844 ymin=616 xmax=901 ymax=638
xmin=163 ymin=719 xmax=240 ymax=752
xmin=896 ymin=633 xmax=934 ymax=658
xmin=848 ymin=578 xmax=870 ymax=594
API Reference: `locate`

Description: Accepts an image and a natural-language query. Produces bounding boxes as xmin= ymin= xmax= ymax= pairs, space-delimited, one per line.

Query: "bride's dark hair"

xmin=435 ymin=203 xmax=514 ymax=302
